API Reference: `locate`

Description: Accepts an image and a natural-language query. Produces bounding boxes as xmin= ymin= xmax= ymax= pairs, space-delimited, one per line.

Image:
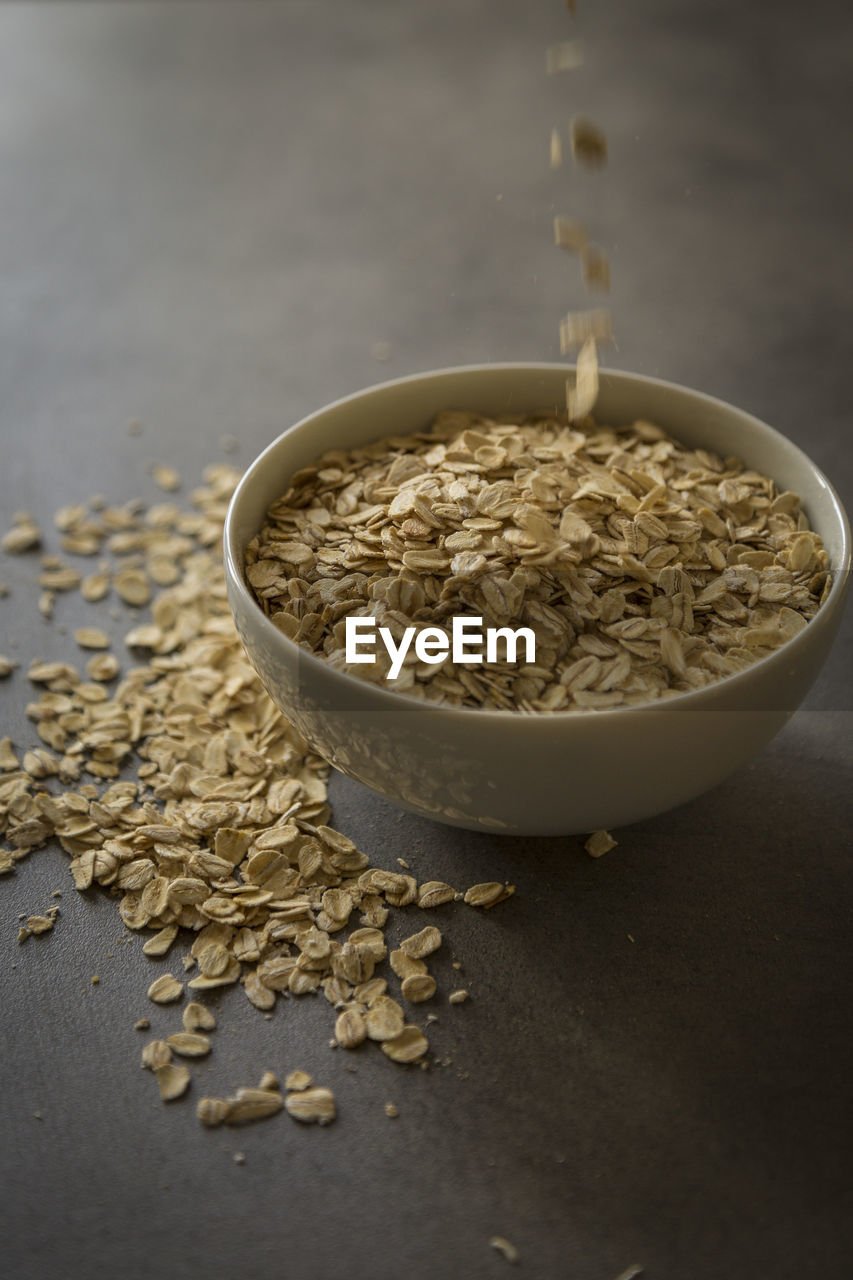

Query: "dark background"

xmin=1 ymin=3 xmax=851 ymax=1278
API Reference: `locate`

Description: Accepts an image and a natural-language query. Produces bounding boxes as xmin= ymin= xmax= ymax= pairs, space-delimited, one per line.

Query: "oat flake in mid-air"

xmin=545 ymin=40 xmax=583 ymax=74
xmin=570 ymin=115 xmax=608 ymax=168
xmin=554 ymin=215 xmax=589 ymax=253
xmin=489 ymin=1236 xmax=520 ymax=1264
xmin=566 ymin=336 xmax=600 ymax=421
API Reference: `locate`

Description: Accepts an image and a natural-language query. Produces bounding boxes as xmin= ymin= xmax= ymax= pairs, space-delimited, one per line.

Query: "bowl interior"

xmin=226 ymin=363 xmax=850 ymax=619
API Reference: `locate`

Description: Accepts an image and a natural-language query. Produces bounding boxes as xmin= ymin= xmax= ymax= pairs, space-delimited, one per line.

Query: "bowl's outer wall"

xmin=225 ymin=366 xmax=850 ymax=835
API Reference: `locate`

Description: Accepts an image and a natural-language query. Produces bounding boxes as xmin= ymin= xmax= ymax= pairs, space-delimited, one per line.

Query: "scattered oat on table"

xmin=183 ymin=1002 xmax=216 ymax=1033
xmin=73 ymin=627 xmax=110 ymax=650
xmin=80 ymin=572 xmax=110 ymax=602
xmin=168 ymin=1031 xmax=211 ymax=1058
xmin=226 ymin=1088 xmax=285 ymax=1125
xmin=38 ymin=563 xmax=80 ymax=592
xmin=400 ymin=974 xmax=437 ymax=1003
xmin=365 ymin=996 xmax=406 ymax=1042
xmin=142 ymin=925 xmax=178 ymax=957
xmin=464 ymin=883 xmax=515 ymax=909
xmin=390 ymin=949 xmax=425 ymax=980
xmin=156 ymin=1063 xmax=190 ymax=1101
xmin=285 ymin=1070 xmax=313 ymax=1092
xmin=150 ymin=464 xmax=181 ymax=493
xmin=381 ymin=1026 xmax=429 ymax=1063
xmin=17 ymin=912 xmax=57 ymax=941
xmin=585 ymin=829 xmax=618 ymax=858
xmin=147 ymin=974 xmax=184 ymax=1004
xmin=85 ymin=653 xmax=120 ymax=682
xmin=0 ymin=452 xmax=547 ymax=1130
xmin=113 ymin=567 xmax=150 ymax=607
xmin=399 ymin=925 xmax=442 ymax=959
xmin=284 ymin=1086 xmax=336 ymax=1125
xmin=2 ymin=515 xmax=42 ymax=554
xmin=417 ymin=881 xmax=456 ymax=908
xmin=141 ymin=1039 xmax=172 ymax=1071
xmin=335 ymin=1007 xmax=368 ymax=1048
xmin=197 ymin=1097 xmax=231 ymax=1128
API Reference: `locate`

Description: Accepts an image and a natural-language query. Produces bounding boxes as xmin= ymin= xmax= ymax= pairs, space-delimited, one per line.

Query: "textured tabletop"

xmin=1 ymin=3 xmax=851 ymax=1278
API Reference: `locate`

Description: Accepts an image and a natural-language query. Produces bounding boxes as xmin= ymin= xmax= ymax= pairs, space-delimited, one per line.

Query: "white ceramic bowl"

xmin=224 ymin=364 xmax=850 ymax=836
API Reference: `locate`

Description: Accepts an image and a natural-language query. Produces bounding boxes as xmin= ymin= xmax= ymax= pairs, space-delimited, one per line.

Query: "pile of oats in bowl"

xmin=246 ymin=409 xmax=830 ymax=712
xmin=0 ymin=460 xmax=514 ymax=1128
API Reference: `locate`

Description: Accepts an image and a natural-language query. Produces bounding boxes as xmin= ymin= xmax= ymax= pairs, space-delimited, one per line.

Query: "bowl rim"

xmin=223 ymin=362 xmax=851 ymax=724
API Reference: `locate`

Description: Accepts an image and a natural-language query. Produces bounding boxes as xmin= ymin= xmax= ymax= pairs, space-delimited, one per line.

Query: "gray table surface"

xmin=1 ymin=3 xmax=851 ymax=1278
